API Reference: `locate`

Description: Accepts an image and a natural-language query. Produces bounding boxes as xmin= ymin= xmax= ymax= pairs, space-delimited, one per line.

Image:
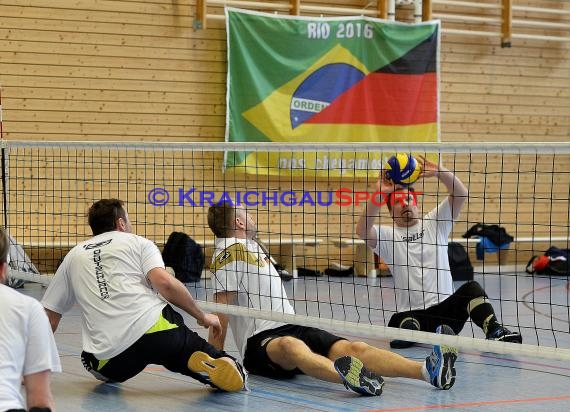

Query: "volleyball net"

xmin=2 ymin=140 xmax=569 ymax=360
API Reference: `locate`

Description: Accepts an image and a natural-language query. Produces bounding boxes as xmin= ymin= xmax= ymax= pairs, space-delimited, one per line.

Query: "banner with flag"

xmin=225 ymin=8 xmax=440 ymax=177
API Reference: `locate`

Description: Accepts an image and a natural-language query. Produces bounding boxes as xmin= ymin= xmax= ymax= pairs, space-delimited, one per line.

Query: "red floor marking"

xmin=367 ymin=394 xmax=570 ymax=411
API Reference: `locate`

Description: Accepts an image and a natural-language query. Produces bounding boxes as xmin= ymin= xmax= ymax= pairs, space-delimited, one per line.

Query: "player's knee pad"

xmin=398 ymin=316 xmax=421 ymax=330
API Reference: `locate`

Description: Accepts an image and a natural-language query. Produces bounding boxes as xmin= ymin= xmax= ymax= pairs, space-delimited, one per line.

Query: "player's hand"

xmin=376 ymin=169 xmax=396 ymax=194
xmin=198 ymin=313 xmax=223 ymax=339
xmin=417 ymin=154 xmax=440 ymax=179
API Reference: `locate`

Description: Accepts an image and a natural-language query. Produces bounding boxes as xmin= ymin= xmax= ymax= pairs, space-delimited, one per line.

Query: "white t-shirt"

xmin=41 ymin=231 xmax=167 ymax=359
xmin=210 ymin=237 xmax=295 ymax=358
xmin=0 ymin=285 xmax=61 ymax=411
xmin=374 ymin=199 xmax=455 ymax=312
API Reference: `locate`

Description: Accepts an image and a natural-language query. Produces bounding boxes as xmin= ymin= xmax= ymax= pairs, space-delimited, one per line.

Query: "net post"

xmin=0 ymin=86 xmax=7 ymax=230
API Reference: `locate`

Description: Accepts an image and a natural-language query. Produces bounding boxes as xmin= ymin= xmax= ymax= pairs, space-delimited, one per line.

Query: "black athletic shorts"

xmin=243 ymin=324 xmax=345 ymax=379
xmin=81 ymin=304 xmax=232 ymax=385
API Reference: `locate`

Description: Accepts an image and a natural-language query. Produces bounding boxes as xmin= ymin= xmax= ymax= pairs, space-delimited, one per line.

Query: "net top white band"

xmin=4 ymin=140 xmax=570 ymax=154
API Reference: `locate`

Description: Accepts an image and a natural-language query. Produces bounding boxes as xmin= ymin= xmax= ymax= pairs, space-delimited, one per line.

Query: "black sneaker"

xmin=486 ymin=326 xmax=522 ymax=343
xmin=390 ymin=317 xmax=420 ymax=349
xmin=425 ymin=325 xmax=458 ymax=390
xmin=334 ymin=356 xmax=384 ymax=396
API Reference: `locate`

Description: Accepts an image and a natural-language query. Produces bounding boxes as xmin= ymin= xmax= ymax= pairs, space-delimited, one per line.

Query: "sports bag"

xmin=162 ymin=232 xmax=205 ymax=282
xmin=526 ymin=247 xmax=570 ymax=276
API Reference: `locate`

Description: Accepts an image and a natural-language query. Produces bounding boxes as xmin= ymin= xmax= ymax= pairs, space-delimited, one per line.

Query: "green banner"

xmin=225 ymin=8 xmax=440 ymax=177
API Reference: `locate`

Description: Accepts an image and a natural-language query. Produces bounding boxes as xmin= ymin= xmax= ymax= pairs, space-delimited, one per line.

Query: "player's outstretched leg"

xmin=333 ymin=356 xmax=384 ymax=396
xmin=188 ymin=351 xmax=246 ymax=392
xmin=425 ymin=325 xmax=458 ymax=390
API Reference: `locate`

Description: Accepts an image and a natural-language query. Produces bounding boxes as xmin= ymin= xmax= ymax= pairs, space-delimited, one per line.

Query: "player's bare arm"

xmin=417 ymin=155 xmax=468 ymax=219
xmin=356 ymin=169 xmax=395 ymax=249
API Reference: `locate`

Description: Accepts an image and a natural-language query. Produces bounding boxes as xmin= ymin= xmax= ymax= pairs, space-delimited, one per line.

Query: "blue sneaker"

xmin=425 ymin=325 xmax=458 ymax=390
xmin=334 ymin=356 xmax=384 ymax=396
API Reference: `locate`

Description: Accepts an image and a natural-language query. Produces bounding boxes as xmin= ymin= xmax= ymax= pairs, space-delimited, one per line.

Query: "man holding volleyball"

xmin=41 ymin=199 xmax=246 ymax=392
xmin=356 ymin=155 xmax=522 ymax=348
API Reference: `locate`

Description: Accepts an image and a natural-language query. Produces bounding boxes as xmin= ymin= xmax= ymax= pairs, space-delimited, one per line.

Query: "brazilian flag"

xmin=225 ymin=8 xmax=440 ymax=177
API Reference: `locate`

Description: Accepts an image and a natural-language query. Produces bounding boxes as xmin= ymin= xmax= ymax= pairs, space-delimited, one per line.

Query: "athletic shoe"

xmin=188 ymin=352 xmax=246 ymax=392
xmin=390 ymin=317 xmax=420 ymax=349
xmin=333 ymin=356 xmax=384 ymax=396
xmin=425 ymin=325 xmax=458 ymax=390
xmin=486 ymin=326 xmax=523 ymax=343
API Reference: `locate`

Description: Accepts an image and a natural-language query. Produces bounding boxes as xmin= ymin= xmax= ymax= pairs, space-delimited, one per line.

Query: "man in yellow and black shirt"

xmin=208 ymin=203 xmax=459 ymax=396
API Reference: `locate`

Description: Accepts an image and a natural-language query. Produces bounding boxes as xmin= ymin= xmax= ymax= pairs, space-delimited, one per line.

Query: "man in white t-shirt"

xmin=41 ymin=199 xmax=246 ymax=392
xmin=206 ymin=204 xmax=459 ymax=396
xmin=0 ymin=228 xmax=61 ymax=412
xmin=356 ymin=155 xmax=522 ymax=348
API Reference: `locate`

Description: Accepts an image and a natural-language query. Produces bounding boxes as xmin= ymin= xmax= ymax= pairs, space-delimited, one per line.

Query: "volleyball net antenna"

xmin=2 ymin=140 xmax=569 ymax=360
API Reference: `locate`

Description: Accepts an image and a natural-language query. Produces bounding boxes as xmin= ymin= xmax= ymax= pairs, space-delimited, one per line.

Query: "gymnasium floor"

xmin=19 ymin=267 xmax=570 ymax=412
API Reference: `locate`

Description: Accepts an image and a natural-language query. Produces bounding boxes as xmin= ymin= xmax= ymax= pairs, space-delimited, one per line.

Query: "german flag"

xmin=307 ymin=31 xmax=437 ymax=127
